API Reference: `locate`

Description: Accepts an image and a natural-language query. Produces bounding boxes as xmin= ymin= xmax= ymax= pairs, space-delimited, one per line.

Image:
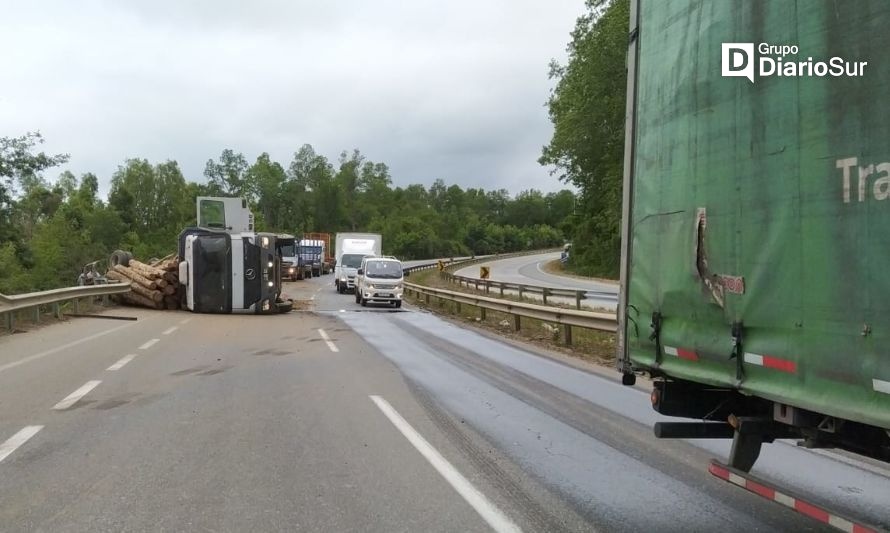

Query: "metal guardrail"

xmin=403 ymin=282 xmax=617 ymax=346
xmin=0 ymin=283 xmax=131 ymax=332
xmin=442 ymin=273 xmax=592 ymax=309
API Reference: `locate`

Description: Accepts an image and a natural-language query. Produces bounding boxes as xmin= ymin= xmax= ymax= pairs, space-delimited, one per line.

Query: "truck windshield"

xmin=340 ymin=254 xmax=365 ymax=268
xmin=279 ymin=244 xmax=296 ymax=257
xmin=365 ymin=261 xmax=402 ymax=279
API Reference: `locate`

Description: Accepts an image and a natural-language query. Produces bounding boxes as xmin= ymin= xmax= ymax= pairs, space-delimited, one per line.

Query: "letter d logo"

xmin=722 ymin=43 xmax=754 ymax=83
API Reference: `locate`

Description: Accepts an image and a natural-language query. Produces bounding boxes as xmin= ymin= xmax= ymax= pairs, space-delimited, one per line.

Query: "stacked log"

xmin=110 ymin=256 xmax=183 ymax=310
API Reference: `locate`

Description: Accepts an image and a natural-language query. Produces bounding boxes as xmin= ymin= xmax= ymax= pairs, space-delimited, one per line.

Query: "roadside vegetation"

xmin=541 ymin=0 xmax=628 ymax=279
xmin=0 ymin=134 xmax=572 ymax=294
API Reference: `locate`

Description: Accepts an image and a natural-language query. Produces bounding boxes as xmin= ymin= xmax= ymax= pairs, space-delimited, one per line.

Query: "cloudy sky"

xmin=0 ymin=1 xmax=583 ymax=197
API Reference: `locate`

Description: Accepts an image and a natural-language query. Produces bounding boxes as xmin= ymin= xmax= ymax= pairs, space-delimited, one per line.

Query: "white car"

xmin=354 ymin=256 xmax=404 ymax=308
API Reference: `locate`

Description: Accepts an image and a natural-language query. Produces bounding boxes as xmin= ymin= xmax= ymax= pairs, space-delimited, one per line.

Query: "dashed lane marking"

xmin=317 ymin=329 xmax=339 ymax=353
xmin=107 ymin=354 xmax=137 ymax=371
xmin=53 ymin=380 xmax=102 ymax=410
xmin=0 ymin=426 xmax=43 ymax=463
xmin=139 ymin=339 xmax=159 ymax=350
xmin=0 ymin=323 xmax=134 ymax=375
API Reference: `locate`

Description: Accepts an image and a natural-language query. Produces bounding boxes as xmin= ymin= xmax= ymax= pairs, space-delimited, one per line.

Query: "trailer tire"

xmin=110 ymin=250 xmax=133 ymax=268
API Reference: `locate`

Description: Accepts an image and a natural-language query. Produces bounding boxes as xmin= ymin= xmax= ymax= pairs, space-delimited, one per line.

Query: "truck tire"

xmin=360 ymin=297 xmax=367 ymax=307
xmin=394 ymin=301 xmax=402 ymax=308
xmin=110 ymin=250 xmax=133 ymax=268
xmin=275 ymin=301 xmax=294 ymax=314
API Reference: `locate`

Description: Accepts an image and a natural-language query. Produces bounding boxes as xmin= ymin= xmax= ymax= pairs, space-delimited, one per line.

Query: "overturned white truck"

xmin=177 ymin=197 xmax=293 ymax=314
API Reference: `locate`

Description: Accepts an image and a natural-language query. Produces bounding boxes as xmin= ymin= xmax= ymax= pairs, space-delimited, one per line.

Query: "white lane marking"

xmin=107 ymin=354 xmax=137 ymax=371
xmin=370 ymin=395 xmax=522 ymax=533
xmin=0 ymin=323 xmax=134 ymax=375
xmin=0 ymin=426 xmax=43 ymax=463
xmin=162 ymin=326 xmax=178 ymax=335
xmin=139 ymin=339 xmax=159 ymax=350
xmin=179 ymin=318 xmax=192 ymax=325
xmin=339 ymin=309 xmax=345 ymax=313
xmin=53 ymin=380 xmax=102 ymax=410
xmin=318 ymin=329 xmax=339 ymax=353
xmin=873 ymin=378 xmax=890 ymax=395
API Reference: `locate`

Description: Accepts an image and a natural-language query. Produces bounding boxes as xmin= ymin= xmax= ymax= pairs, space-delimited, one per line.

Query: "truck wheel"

xmin=394 ymin=301 xmax=402 ymax=308
xmin=355 ymin=291 xmax=360 ymax=304
xmin=110 ymin=250 xmax=133 ymax=268
xmin=360 ymin=297 xmax=367 ymax=307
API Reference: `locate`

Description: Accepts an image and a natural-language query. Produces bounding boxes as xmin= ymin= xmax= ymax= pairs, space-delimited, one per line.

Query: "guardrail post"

xmin=474 ymin=280 xmax=479 ymax=291
xmin=102 ymin=295 xmax=109 ymax=306
xmin=485 ymin=281 xmax=490 ymax=294
xmin=513 ymin=314 xmax=521 ymax=331
xmin=3 ymin=312 xmax=11 ymax=333
xmin=425 ymin=293 xmax=430 ymax=305
xmin=456 ymin=302 xmax=461 ymax=314
xmin=499 ymin=285 xmax=504 ymax=297
xmin=575 ymin=291 xmax=582 ymax=310
xmin=34 ymin=306 xmax=40 ymax=324
xmin=542 ymin=287 xmax=550 ymax=306
xmin=518 ymin=285 xmax=525 ymax=299
xmin=73 ymin=298 xmax=80 ymax=314
xmin=480 ymin=307 xmax=486 ymax=321
xmin=563 ymin=325 xmax=573 ymax=346
xmin=53 ymin=302 xmax=61 ymax=319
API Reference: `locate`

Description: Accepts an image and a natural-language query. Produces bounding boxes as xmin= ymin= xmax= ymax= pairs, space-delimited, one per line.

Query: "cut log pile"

xmin=108 ymin=256 xmax=182 ymax=310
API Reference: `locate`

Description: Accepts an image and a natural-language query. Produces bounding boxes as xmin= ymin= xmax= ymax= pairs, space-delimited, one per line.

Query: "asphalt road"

xmin=452 ymin=253 xmax=619 ymax=310
xmin=0 ymin=272 xmax=887 ymax=531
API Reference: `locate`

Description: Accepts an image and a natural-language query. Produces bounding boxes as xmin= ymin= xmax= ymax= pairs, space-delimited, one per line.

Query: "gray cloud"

xmin=0 ymin=0 xmax=583 ymax=196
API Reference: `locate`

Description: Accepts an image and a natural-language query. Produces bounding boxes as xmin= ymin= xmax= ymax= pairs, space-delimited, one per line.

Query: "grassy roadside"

xmin=540 ymin=259 xmax=619 ymax=286
xmin=406 ymin=268 xmax=617 ymax=366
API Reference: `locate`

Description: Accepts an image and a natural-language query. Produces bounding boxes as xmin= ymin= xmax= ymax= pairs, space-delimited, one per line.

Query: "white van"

xmin=354 ymin=257 xmax=404 ymax=308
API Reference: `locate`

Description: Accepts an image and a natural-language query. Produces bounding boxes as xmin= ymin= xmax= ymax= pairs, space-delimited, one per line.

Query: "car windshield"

xmin=365 ymin=260 xmax=402 ymax=279
xmin=340 ymin=254 xmax=366 ymax=268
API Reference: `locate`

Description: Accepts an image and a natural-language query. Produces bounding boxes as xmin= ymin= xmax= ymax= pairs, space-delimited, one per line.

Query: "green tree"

xmin=540 ymin=0 xmax=628 ymax=277
xmin=204 ymin=149 xmax=252 ymax=199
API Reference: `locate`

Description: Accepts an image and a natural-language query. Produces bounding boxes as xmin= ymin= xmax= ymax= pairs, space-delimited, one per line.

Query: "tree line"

xmin=541 ymin=0 xmax=627 ymax=278
xmin=0 ymin=133 xmax=573 ymax=294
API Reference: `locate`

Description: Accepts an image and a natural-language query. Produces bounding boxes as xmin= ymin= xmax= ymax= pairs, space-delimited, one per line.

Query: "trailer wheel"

xmin=276 ymin=301 xmax=294 ymax=313
xmin=110 ymin=250 xmax=133 ymax=268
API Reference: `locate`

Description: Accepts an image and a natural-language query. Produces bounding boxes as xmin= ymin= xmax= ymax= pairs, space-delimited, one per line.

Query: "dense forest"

xmin=0 ymin=133 xmax=572 ymax=294
xmin=541 ymin=0 xmax=627 ymax=278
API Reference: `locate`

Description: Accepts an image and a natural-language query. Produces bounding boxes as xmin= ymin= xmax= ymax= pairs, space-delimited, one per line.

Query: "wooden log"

xmin=129 ymin=260 xmax=165 ymax=280
xmin=162 ymin=284 xmax=176 ymax=296
xmin=106 ymin=270 xmax=128 ymax=283
xmin=150 ymin=253 xmax=175 ymax=267
xmin=113 ymin=265 xmax=157 ymax=290
xmin=130 ymin=282 xmax=163 ymax=303
xmin=156 ymin=278 xmax=169 ymax=289
xmin=120 ymin=291 xmax=161 ymax=309
xmin=163 ymin=272 xmax=178 ymax=283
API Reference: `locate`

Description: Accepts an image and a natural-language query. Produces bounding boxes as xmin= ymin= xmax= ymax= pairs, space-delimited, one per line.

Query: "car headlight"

xmin=366 ymin=284 xmax=374 ymax=290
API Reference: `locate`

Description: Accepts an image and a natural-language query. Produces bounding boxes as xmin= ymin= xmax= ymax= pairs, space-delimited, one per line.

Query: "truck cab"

xmin=354 ymin=256 xmax=404 ymax=308
xmin=177 ymin=197 xmax=291 ymax=314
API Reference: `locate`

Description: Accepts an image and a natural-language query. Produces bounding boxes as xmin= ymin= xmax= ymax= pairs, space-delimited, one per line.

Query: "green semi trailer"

xmin=618 ymin=0 xmax=890 ymax=472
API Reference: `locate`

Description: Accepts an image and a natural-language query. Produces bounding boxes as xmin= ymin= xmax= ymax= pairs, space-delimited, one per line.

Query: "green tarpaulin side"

xmin=627 ymin=0 xmax=890 ymax=429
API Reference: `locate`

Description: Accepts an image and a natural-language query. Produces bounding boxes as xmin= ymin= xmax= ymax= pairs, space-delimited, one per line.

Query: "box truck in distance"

xmin=334 ymin=233 xmax=382 ymax=293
